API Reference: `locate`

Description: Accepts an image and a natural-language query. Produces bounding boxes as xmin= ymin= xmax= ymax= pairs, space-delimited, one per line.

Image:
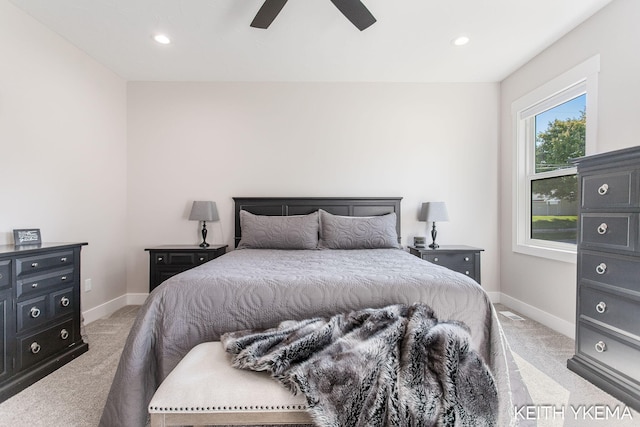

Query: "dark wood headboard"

xmin=233 ymin=197 xmax=402 ymax=247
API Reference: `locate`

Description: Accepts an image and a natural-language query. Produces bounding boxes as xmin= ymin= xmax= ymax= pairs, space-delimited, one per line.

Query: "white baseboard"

xmin=498 ymin=293 xmax=575 ymax=339
xmin=82 ymin=293 xmax=148 ymax=324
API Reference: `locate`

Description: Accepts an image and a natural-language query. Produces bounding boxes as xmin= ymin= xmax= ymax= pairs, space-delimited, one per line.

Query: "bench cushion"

xmin=149 ymin=342 xmax=312 ymax=426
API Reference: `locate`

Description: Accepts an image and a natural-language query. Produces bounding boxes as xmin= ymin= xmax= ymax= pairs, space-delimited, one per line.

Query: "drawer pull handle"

xmin=60 ymin=297 xmax=70 ymax=307
xmin=199 ymin=257 xmax=205 ymax=262
xmin=157 ymin=257 xmax=163 ymax=262
xmin=30 ymin=307 xmax=41 ymax=318
xmin=60 ymin=257 xmax=67 ymax=262
xmin=61 ymin=276 xmax=67 ymax=281
xmin=433 ymin=257 xmax=439 ymax=262
xmin=595 ymin=341 xmax=607 ymax=353
xmin=464 ymin=257 xmax=470 ymax=262
xmin=598 ymin=183 xmax=609 ymax=195
xmin=60 ymin=329 xmax=69 ymax=340
xmin=595 ymin=301 xmax=607 ymax=314
xmin=596 ymin=263 xmax=607 ymax=275
xmin=31 ymin=283 xmax=38 ymax=288
xmin=597 ymin=223 xmax=608 ymax=235
xmin=30 ymin=342 xmax=41 ymax=354
xmin=31 ymin=262 xmax=38 ymax=268
xmin=465 ymin=271 xmax=470 ymax=275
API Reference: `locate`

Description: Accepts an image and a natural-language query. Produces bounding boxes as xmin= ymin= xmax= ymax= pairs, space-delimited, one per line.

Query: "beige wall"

xmin=499 ymin=0 xmax=640 ymax=335
xmin=127 ymin=82 xmax=501 ymax=295
xmin=0 ymin=0 xmax=128 ymax=318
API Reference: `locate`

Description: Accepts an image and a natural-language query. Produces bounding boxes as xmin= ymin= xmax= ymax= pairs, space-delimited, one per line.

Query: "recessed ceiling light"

xmin=153 ymin=34 xmax=171 ymax=45
xmin=452 ymin=35 xmax=470 ymax=46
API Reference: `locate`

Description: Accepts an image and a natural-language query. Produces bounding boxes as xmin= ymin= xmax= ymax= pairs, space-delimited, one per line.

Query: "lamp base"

xmin=428 ymin=242 xmax=439 ymax=249
xmin=199 ymin=221 xmax=210 ymax=248
xmin=199 ymin=242 xmax=210 ymax=248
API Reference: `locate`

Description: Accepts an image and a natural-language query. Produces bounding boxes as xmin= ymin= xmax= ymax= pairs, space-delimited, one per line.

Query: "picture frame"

xmin=13 ymin=228 xmax=42 ymax=246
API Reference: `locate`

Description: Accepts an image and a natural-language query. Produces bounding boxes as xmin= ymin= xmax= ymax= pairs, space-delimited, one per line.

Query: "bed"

xmin=99 ymin=197 xmax=531 ymax=427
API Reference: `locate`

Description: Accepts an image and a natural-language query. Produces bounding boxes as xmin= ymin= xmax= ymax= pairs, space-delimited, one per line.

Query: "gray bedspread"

xmin=99 ymin=248 xmax=529 ymax=427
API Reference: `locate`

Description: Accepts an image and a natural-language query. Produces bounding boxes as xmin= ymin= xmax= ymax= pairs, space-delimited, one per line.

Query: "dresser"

xmin=408 ymin=245 xmax=483 ymax=284
xmin=0 ymin=242 xmax=88 ymax=402
xmin=145 ymin=245 xmax=227 ymax=292
xmin=567 ymin=146 xmax=640 ymax=411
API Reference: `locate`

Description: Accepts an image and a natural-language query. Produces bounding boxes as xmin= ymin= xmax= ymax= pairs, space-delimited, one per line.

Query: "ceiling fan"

xmin=251 ymin=0 xmax=376 ymax=31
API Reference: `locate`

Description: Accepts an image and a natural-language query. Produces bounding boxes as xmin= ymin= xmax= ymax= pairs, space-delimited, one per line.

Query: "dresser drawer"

xmin=16 ymin=319 xmax=75 ymax=372
xmin=580 ymin=213 xmax=638 ymax=252
xmin=578 ymin=322 xmax=640 ymax=382
xmin=0 ymin=260 xmax=9 ymax=288
xmin=17 ymin=295 xmax=50 ymax=333
xmin=16 ymin=268 xmax=74 ymax=299
xmin=580 ymin=251 xmax=640 ymax=293
xmin=582 ymin=170 xmax=637 ymax=209
xmin=16 ymin=250 xmax=74 ymax=276
xmin=580 ymin=286 xmax=640 ymax=337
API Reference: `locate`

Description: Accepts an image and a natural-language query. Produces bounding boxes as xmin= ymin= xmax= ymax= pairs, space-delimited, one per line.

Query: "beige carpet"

xmin=0 ymin=304 xmax=637 ymax=426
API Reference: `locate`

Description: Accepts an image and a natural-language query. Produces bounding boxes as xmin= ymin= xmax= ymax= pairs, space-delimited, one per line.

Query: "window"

xmin=512 ymin=56 xmax=599 ymax=262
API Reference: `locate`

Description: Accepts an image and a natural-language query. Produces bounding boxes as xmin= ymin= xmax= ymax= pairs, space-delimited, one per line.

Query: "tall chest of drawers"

xmin=0 ymin=242 xmax=88 ymax=402
xmin=568 ymin=146 xmax=640 ymax=411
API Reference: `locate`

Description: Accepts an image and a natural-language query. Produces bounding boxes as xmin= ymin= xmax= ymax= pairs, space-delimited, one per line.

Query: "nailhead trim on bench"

xmin=149 ymin=404 xmax=308 ymax=412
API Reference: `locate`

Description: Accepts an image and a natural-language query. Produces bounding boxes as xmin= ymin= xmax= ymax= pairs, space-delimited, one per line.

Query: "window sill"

xmin=513 ymin=242 xmax=577 ymax=264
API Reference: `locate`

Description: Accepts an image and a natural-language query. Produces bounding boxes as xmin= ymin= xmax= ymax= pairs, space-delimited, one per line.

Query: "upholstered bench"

xmin=148 ymin=342 xmax=312 ymax=426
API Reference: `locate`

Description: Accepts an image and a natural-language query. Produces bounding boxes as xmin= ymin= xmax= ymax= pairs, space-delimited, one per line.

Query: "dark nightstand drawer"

xmin=146 ymin=245 xmax=228 ymax=292
xmin=582 ymin=170 xmax=637 ymax=209
xmin=408 ymin=245 xmax=483 ymax=284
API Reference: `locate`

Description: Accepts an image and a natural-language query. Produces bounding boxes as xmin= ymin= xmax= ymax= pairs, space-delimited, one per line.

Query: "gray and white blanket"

xmin=222 ymin=303 xmax=498 ymax=427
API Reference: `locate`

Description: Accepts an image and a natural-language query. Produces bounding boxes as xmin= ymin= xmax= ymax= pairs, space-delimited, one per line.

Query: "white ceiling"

xmin=10 ymin=0 xmax=613 ymax=82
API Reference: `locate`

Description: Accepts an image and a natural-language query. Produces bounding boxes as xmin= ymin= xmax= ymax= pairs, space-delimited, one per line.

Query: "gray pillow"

xmin=237 ymin=210 xmax=319 ymax=249
xmin=318 ymin=209 xmax=400 ymax=249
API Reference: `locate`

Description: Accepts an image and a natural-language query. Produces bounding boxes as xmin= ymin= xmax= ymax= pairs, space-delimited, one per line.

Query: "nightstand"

xmin=408 ymin=245 xmax=483 ymax=284
xmin=145 ymin=245 xmax=227 ymax=292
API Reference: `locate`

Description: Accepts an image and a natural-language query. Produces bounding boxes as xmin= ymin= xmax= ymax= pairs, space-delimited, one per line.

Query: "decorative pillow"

xmin=237 ymin=210 xmax=319 ymax=250
xmin=318 ymin=209 xmax=400 ymax=249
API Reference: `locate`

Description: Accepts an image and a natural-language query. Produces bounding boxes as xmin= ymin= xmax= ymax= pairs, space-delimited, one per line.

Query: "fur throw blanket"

xmin=221 ymin=303 xmax=498 ymax=427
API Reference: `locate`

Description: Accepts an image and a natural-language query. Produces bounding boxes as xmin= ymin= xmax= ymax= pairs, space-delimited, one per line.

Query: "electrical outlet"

xmin=84 ymin=278 xmax=92 ymax=292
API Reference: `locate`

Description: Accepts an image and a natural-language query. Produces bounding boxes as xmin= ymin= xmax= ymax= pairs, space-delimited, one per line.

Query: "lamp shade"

xmin=419 ymin=202 xmax=449 ymax=223
xmin=189 ymin=201 xmax=219 ymax=222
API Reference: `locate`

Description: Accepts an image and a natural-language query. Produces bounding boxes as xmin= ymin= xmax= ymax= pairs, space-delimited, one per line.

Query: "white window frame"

xmin=512 ymin=55 xmax=599 ymax=263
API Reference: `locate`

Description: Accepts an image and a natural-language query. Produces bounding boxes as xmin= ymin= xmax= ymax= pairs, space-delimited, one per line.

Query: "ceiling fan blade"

xmin=250 ymin=0 xmax=289 ymax=29
xmin=329 ymin=0 xmax=376 ymax=31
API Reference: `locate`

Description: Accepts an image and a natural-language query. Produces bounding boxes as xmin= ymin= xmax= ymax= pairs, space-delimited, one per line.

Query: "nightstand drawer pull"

xmin=60 ymin=257 xmax=68 ymax=262
xmin=60 ymin=329 xmax=69 ymax=340
xmin=30 ymin=307 xmax=41 ymax=318
xmin=31 ymin=283 xmax=38 ymax=288
xmin=61 ymin=276 xmax=67 ymax=281
xmin=465 ymin=271 xmax=470 ymax=275
xmin=199 ymin=257 xmax=205 ymax=262
xmin=597 ymin=223 xmax=608 ymax=235
xmin=598 ymin=183 xmax=609 ymax=195
xmin=596 ymin=263 xmax=607 ymax=275
xmin=595 ymin=341 xmax=607 ymax=353
xmin=31 ymin=262 xmax=38 ymax=268
xmin=433 ymin=257 xmax=439 ymax=262
xmin=30 ymin=342 xmax=41 ymax=354
xmin=595 ymin=301 xmax=607 ymax=314
xmin=464 ymin=256 xmax=470 ymax=262
xmin=60 ymin=297 xmax=70 ymax=307
xmin=157 ymin=257 xmax=163 ymax=261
